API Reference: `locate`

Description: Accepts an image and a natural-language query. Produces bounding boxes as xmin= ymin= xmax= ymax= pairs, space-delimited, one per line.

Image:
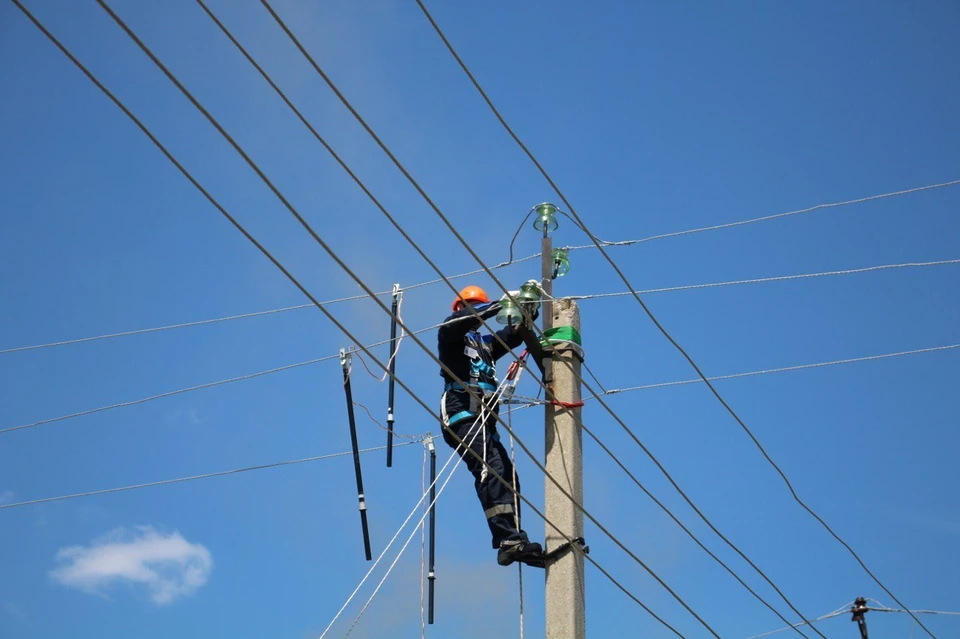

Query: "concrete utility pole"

xmin=544 ymin=298 xmax=585 ymax=639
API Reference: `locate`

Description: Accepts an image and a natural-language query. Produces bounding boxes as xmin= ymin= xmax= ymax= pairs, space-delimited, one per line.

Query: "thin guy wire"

xmin=4 ymin=256 xmax=953 ymax=356
xmin=744 ymin=610 xmax=849 ymax=639
xmin=598 ymin=343 xmax=960 ymax=397
xmin=1 ymin=315 xmax=472 ymax=436
xmin=0 ymin=443 xmax=413 ymax=511
xmin=568 ymin=259 xmax=960 ymax=300
xmin=21 ymin=8 xmax=681 ymax=632
xmin=0 ymin=303 xmax=309 ymax=355
xmin=868 ymin=607 xmax=960 ymax=616
xmin=250 ymin=2 xmax=717 ymax=632
xmin=561 ymin=178 xmax=960 ymax=250
xmin=413 ymin=2 xmax=937 ymax=634
xmin=0 ymin=354 xmax=333 ymax=435
xmin=1 ymin=326 xmax=441 ymax=436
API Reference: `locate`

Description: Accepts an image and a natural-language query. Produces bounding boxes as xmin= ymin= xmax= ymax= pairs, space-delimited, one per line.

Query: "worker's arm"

xmin=437 ymin=302 xmax=501 ymax=344
xmin=490 ymin=305 xmax=538 ymax=361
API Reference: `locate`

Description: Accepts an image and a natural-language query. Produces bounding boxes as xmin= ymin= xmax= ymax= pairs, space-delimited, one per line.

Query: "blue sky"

xmin=1 ymin=1 xmax=958 ymax=637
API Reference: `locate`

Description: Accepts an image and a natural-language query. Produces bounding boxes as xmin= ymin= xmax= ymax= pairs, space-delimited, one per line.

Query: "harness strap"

xmin=444 ymin=381 xmax=498 ymax=393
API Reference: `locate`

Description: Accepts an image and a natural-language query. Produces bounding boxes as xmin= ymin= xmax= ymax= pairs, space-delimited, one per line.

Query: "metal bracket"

xmin=526 ymin=537 xmax=589 ymax=569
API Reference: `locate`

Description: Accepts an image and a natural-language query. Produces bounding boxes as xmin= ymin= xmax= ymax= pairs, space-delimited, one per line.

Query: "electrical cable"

xmin=412 ymin=3 xmax=938 ymax=634
xmin=219 ymin=1 xmax=729 ymax=631
xmin=16 ymin=7 xmax=688 ymax=632
xmin=250 ymin=0 xmax=813 ymax=625
xmin=9 ymin=254 xmax=952 ymax=357
xmin=0 ymin=443 xmax=414 ymax=511
xmin=744 ymin=602 xmax=855 ymax=639
xmin=150 ymin=3 xmax=913 ymax=631
xmin=561 ymin=178 xmax=960 ymax=251
xmin=592 ymin=343 xmax=960 ymax=397
xmin=568 ymin=259 xmax=960 ymax=300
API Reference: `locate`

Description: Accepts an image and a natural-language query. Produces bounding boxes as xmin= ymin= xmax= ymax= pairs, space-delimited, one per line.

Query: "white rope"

xmin=506 ymin=359 xmax=527 ymax=639
xmin=317 ymin=432 xmax=473 ymax=638
xmin=339 ymin=377 xmax=517 ymax=637
xmin=564 ymin=178 xmax=960 ymax=251
xmin=567 ymin=258 xmax=960 ymax=301
xmin=322 ymin=377 xmax=515 ymax=638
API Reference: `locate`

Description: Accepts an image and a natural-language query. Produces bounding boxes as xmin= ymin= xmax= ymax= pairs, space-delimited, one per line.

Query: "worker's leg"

xmin=442 ymin=413 xmax=525 ymax=548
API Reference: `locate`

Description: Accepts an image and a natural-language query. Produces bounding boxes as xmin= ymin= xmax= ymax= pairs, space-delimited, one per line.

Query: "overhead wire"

xmin=17 ymin=5 xmax=689 ymax=633
xmin=568 ymin=258 xmax=960 ymax=300
xmin=0 ymin=443 xmax=414 ymax=511
xmin=99 ymin=2 xmax=948 ymax=632
xmin=6 ymin=255 xmax=954 ymax=357
xmin=744 ymin=601 xmax=856 ymax=639
xmin=412 ymin=2 xmax=939 ymax=635
xmin=179 ymin=1 xmax=727 ymax=631
xmin=561 ymin=178 xmax=960 ymax=251
xmin=15 ymin=2 xmax=952 ymax=636
xmin=593 ymin=343 xmax=960 ymax=397
xmin=251 ymin=0 xmax=817 ymax=630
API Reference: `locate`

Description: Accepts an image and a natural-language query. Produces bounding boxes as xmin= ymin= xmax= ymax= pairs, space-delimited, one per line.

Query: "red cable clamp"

xmin=550 ymin=399 xmax=584 ymax=409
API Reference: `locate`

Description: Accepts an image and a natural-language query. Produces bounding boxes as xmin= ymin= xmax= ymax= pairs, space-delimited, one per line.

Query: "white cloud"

xmin=50 ymin=526 xmax=212 ymax=605
xmin=0 ymin=490 xmax=14 ymax=505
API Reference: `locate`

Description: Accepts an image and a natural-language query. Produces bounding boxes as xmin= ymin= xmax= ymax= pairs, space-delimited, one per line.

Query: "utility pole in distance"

xmin=544 ymin=298 xmax=585 ymax=639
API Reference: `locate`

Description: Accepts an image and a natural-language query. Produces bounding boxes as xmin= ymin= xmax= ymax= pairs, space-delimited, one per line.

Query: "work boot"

xmin=497 ymin=540 xmax=544 ymax=567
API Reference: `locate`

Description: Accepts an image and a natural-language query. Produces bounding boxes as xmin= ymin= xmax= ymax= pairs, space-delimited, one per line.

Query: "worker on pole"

xmin=437 ymin=284 xmax=544 ymax=567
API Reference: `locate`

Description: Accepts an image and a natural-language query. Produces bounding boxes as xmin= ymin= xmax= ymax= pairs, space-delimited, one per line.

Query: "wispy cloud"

xmin=50 ymin=526 xmax=212 ymax=605
xmin=0 ymin=490 xmax=14 ymax=505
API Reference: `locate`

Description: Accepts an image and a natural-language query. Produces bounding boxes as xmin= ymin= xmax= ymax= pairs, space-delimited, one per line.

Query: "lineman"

xmin=438 ymin=285 xmax=544 ymax=567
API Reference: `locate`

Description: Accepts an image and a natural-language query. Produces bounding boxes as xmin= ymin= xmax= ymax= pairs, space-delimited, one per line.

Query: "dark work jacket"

xmin=437 ymin=302 xmax=524 ymax=388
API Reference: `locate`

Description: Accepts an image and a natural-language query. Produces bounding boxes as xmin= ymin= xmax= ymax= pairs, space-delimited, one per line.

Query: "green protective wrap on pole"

xmin=540 ymin=326 xmax=584 ymax=359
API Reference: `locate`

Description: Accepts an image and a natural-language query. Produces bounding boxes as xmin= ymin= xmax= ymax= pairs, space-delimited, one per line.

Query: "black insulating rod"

xmin=427 ymin=436 xmax=437 ymax=624
xmin=341 ymin=350 xmax=372 ymax=561
xmin=386 ymin=285 xmax=400 ymax=467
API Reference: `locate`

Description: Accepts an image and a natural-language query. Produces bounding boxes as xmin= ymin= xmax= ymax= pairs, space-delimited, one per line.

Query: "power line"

xmin=569 ymin=259 xmax=960 ymax=300
xmin=248 ymin=0 xmax=782 ymax=631
xmin=0 ymin=353 xmax=333 ymax=436
xmin=406 ymin=1 xmax=827 ymax=630
xmin=561 ymin=178 xmax=960 ymax=251
xmin=6 ymin=255 xmax=954 ymax=356
xmin=20 ymin=5 xmax=694 ymax=632
xmin=0 ymin=443 xmax=414 ymax=511
xmin=595 ymin=343 xmax=960 ymax=397
xmin=868 ymin=606 xmax=960 ymax=616
xmin=412 ymin=3 xmax=938 ymax=635
xmin=744 ymin=603 xmax=855 ymax=639
xmin=31 ymin=2 xmax=908 ymax=622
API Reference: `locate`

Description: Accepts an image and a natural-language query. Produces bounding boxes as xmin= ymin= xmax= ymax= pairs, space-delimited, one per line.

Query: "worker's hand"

xmin=476 ymin=301 xmax=501 ymax=321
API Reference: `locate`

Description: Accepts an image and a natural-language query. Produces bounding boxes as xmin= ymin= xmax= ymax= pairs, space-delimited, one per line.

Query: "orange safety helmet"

xmin=452 ymin=285 xmax=490 ymax=311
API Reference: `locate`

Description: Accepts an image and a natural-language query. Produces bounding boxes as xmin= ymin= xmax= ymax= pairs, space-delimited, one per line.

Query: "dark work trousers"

xmin=441 ymin=402 xmax=527 ymax=549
